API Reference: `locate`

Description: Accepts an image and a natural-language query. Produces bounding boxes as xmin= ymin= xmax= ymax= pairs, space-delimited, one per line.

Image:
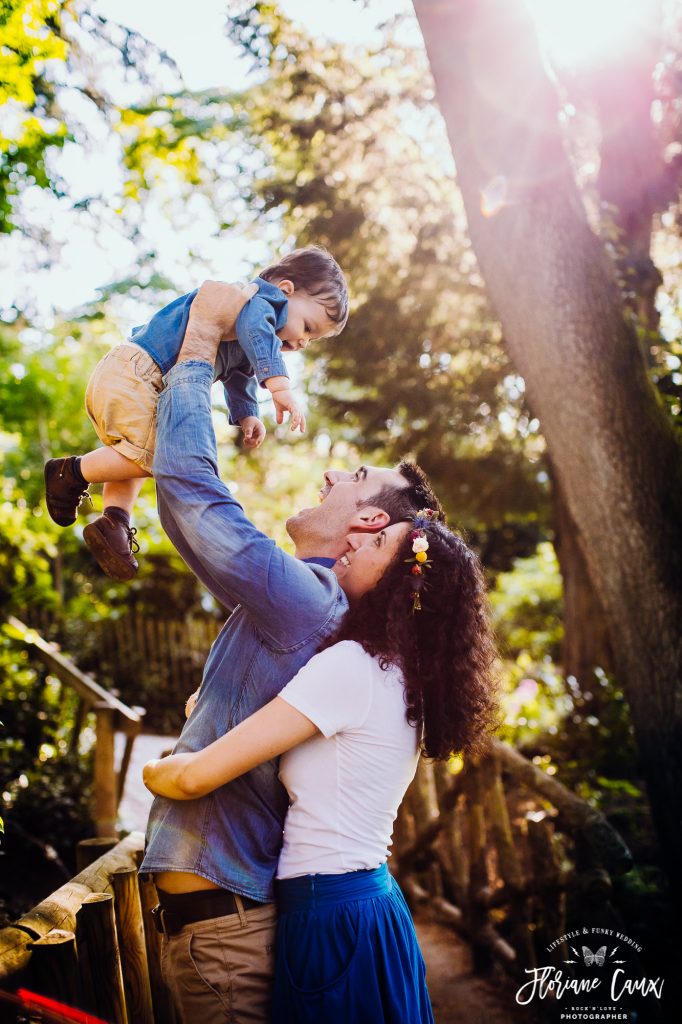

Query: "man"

xmin=140 ymin=282 xmax=442 ymax=1022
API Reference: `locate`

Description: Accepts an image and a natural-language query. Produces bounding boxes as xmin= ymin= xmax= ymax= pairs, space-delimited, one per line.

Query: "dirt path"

xmin=415 ymin=915 xmax=525 ymax=1024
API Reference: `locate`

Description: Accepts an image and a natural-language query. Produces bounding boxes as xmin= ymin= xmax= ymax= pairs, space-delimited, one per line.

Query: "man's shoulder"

xmin=227 ymin=565 xmax=346 ymax=651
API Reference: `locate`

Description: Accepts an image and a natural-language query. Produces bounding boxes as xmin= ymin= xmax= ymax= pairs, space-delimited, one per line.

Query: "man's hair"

xmin=260 ymin=245 xmax=349 ymax=335
xmin=357 ymin=459 xmax=445 ymax=524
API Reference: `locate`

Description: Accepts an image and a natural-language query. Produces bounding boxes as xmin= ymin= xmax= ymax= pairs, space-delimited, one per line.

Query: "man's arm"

xmin=154 ymin=283 xmax=342 ymax=646
xmin=176 ymin=280 xmax=256 ymax=364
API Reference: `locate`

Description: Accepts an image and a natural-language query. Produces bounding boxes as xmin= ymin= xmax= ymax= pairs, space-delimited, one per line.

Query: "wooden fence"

xmin=394 ymin=740 xmax=633 ymax=974
xmin=14 ymin=608 xmax=222 ymax=733
xmin=0 ymin=832 xmax=176 ymax=1024
xmin=5 ymin=616 xmax=144 ymax=837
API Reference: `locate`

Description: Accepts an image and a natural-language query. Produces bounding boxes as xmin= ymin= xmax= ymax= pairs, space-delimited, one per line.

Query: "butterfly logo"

xmin=581 ymin=945 xmax=607 ymax=966
xmin=563 ymin=943 xmax=627 ymax=966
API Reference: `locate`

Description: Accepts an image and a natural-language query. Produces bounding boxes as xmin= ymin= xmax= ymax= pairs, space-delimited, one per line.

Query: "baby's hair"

xmin=260 ymin=245 xmax=349 ymax=335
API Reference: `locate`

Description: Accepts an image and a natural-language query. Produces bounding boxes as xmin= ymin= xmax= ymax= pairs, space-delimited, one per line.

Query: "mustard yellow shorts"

xmin=85 ymin=343 xmax=163 ymax=474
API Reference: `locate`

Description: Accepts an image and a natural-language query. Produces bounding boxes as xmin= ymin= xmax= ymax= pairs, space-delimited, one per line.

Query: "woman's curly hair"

xmin=322 ymin=521 xmax=499 ymax=759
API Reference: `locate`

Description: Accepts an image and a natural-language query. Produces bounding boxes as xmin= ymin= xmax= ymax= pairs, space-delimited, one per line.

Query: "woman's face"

xmin=332 ymin=522 xmax=410 ymax=602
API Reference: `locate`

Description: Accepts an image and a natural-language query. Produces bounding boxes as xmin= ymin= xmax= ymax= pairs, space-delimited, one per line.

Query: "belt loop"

xmin=234 ymin=894 xmax=248 ymax=927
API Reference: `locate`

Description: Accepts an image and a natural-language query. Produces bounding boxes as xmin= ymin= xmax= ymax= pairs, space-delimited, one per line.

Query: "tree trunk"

xmin=593 ymin=31 xmax=663 ymax=333
xmin=550 ymin=467 xmax=614 ymax=688
xmin=412 ymin=0 xmax=682 ymax=906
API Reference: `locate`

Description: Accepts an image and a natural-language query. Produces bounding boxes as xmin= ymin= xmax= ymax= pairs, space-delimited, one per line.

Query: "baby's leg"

xmin=102 ymin=478 xmax=145 ymax=516
xmin=80 ymin=445 xmax=149 ymax=483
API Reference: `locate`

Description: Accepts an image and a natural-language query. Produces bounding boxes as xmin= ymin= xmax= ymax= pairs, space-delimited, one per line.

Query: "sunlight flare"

xmin=525 ymin=0 xmax=659 ymax=67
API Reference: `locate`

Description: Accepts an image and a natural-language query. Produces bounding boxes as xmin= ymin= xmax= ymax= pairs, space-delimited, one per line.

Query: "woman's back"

xmin=277 ymin=640 xmax=419 ymax=880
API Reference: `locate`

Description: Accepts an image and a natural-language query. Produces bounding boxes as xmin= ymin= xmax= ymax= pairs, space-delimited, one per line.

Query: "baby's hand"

xmin=266 ymin=377 xmax=306 ymax=433
xmin=240 ymin=415 xmax=266 ymax=449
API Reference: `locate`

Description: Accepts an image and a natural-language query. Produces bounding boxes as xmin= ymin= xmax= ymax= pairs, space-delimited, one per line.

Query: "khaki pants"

xmin=85 ymin=343 xmax=163 ymax=473
xmin=160 ymin=900 xmax=277 ymax=1023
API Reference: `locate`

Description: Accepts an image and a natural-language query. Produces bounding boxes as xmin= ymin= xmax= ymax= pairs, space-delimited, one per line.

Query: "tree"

xmin=219 ymin=3 xmax=549 ymax=565
xmin=412 ymin=0 xmax=682 ymax=907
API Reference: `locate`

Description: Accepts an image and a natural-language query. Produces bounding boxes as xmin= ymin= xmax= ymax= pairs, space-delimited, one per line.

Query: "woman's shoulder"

xmin=313 ymin=639 xmax=372 ymax=666
xmin=316 ymin=641 xmax=402 ymax=681
xmin=303 ymin=639 xmax=382 ymax=676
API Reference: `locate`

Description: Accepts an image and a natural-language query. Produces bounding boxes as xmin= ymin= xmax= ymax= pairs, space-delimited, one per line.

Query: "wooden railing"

xmin=0 ymin=833 xmax=176 ymax=1024
xmin=394 ymin=739 xmax=633 ymax=974
xmin=5 ymin=617 xmax=144 ymax=837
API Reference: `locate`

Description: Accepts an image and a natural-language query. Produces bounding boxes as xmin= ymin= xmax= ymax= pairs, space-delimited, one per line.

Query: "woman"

xmin=144 ymin=509 xmax=498 ymax=1023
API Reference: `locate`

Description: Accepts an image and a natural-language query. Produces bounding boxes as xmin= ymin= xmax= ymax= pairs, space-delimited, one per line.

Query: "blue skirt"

xmin=272 ymin=863 xmax=434 ymax=1023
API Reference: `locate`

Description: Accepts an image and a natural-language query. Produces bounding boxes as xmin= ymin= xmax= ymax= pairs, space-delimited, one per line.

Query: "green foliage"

xmin=492 ymin=541 xmax=643 ymax=862
xmin=0 ymin=627 xmax=94 ymax=874
xmin=0 ymin=0 xmax=70 ymax=232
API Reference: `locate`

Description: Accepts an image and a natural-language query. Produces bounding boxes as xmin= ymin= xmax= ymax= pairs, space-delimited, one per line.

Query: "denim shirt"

xmin=140 ymin=360 xmax=348 ymax=901
xmin=129 ymin=278 xmax=289 ymax=426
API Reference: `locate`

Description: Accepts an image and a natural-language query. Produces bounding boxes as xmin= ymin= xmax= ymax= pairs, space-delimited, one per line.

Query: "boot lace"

xmin=103 ymin=514 xmax=140 ymax=554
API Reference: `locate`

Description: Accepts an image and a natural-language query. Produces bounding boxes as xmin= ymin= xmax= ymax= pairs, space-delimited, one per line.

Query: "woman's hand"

xmin=143 ymin=752 xmax=199 ymax=800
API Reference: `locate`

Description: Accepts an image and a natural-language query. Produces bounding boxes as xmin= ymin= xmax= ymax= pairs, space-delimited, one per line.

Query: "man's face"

xmin=287 ymin=465 xmax=408 ymax=558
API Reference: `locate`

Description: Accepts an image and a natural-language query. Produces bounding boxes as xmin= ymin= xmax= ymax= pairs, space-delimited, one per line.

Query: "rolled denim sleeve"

xmin=153 ymin=361 xmax=340 ymax=647
xmin=236 ymin=295 xmax=288 ymax=386
xmin=223 ymin=372 xmax=260 ymax=426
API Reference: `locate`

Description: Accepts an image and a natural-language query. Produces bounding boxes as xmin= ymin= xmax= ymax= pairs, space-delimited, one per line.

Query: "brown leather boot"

xmin=83 ymin=513 xmax=140 ymax=581
xmin=44 ymin=457 xmax=91 ymax=526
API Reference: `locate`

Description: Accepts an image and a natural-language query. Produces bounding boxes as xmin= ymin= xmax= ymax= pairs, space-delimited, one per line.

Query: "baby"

xmin=44 ymin=245 xmax=348 ymax=581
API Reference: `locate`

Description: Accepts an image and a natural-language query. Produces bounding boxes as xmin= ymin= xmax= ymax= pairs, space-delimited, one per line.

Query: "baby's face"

xmin=277 ymin=285 xmax=337 ymax=351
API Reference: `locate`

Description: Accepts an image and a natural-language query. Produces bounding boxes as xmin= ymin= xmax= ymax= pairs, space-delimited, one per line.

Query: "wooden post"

xmin=466 ymin=758 xmax=488 ymax=896
xmin=464 ymin=757 xmax=491 ymax=970
xmin=1 ymin=833 xmax=144 ymax=987
xmin=93 ymin=702 xmax=117 ymax=837
xmin=449 ymin=796 xmax=469 ymax=908
xmin=117 ymin=719 xmax=143 ymax=806
xmin=138 ymin=874 xmax=178 ymax=1024
xmin=408 ymin=758 xmax=440 ymax=828
xmin=527 ymin=812 xmax=566 ymax=965
xmin=113 ymin=868 xmax=154 ymax=1024
xmin=484 ymin=754 xmax=523 ymax=888
xmin=76 ymin=893 xmax=128 ymax=1024
xmin=76 ymin=837 xmax=119 ymax=874
xmin=483 ymin=753 xmax=535 ymax=968
xmin=27 ymin=929 xmax=80 ymax=1008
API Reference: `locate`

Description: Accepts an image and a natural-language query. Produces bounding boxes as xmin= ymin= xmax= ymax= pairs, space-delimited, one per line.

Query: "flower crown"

xmin=406 ymin=508 xmax=438 ymax=612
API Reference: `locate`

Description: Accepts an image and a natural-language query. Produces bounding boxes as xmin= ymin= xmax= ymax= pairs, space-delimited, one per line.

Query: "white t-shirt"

xmin=276 ymin=639 xmax=420 ymax=880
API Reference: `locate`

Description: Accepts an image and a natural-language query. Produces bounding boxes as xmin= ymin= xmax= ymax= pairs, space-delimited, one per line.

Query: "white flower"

xmin=412 ymin=536 xmax=429 ymax=553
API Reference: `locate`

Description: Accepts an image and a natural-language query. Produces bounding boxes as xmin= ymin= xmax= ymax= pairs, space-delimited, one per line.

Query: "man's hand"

xmin=266 ymin=376 xmax=306 ymax=433
xmin=178 ymin=281 xmax=258 ymax=365
xmin=240 ymin=415 xmax=266 ymax=449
